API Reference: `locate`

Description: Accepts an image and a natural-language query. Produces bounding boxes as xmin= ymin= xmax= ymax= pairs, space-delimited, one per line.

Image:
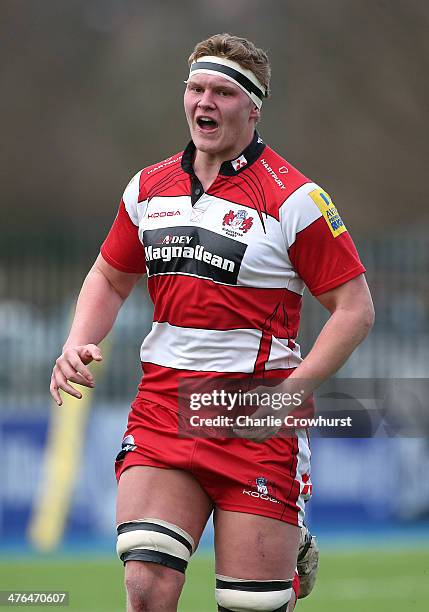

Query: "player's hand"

xmin=50 ymin=344 xmax=103 ymax=406
xmin=232 ymin=401 xmax=283 ymax=443
xmin=232 ymin=380 xmax=309 ymax=443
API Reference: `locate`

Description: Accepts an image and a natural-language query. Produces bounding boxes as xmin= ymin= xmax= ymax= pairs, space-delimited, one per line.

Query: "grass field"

xmin=1 ymin=548 xmax=428 ymax=611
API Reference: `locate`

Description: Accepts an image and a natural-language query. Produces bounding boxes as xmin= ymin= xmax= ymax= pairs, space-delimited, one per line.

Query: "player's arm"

xmin=281 ymin=184 xmax=375 ymax=395
xmin=235 ymin=274 xmax=374 ymax=441
xmin=50 ymin=254 xmax=143 ymax=405
xmin=288 ymin=273 xmax=374 ymax=389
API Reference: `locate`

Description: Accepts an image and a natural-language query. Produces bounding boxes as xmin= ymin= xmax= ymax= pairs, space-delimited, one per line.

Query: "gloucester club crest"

xmin=222 ymin=209 xmax=253 ymax=238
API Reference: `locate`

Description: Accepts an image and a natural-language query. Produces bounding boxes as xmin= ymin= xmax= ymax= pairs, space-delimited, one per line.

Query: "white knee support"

xmin=216 ymin=575 xmax=293 ymax=612
xmin=116 ymin=518 xmax=195 ymax=574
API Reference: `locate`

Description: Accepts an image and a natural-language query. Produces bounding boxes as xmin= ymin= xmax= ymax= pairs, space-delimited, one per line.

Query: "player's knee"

xmin=216 ymin=575 xmax=293 ymax=611
xmin=117 ymin=517 xmax=195 ymax=572
xmin=118 ymin=518 xmax=193 ymax=609
xmin=125 ymin=561 xmax=185 ymax=611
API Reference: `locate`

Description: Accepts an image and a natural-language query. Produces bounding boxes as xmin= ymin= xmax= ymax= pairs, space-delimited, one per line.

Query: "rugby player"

xmin=50 ymin=34 xmax=374 ymax=611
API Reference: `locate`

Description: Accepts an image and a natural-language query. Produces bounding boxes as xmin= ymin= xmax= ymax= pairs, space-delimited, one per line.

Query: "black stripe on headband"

xmin=190 ymin=61 xmax=265 ymax=101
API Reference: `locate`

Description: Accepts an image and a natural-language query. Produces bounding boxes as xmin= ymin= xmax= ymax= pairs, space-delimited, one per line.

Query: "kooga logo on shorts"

xmin=242 ymin=489 xmax=281 ymax=504
xmin=143 ymin=226 xmax=246 ymax=285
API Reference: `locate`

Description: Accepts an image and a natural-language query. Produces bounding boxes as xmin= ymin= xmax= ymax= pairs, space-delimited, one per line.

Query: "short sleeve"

xmin=280 ymin=183 xmax=366 ymax=296
xmin=100 ymin=171 xmax=147 ymax=274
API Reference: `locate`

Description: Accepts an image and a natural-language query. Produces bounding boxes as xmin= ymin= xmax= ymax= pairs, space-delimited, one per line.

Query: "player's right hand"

xmin=50 ymin=344 xmax=103 ymax=406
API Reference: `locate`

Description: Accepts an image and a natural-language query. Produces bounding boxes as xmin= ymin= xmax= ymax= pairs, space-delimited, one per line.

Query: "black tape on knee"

xmin=121 ymin=549 xmax=188 ymax=573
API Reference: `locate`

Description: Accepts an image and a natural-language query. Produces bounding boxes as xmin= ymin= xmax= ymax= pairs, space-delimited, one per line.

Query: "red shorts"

xmin=115 ymin=398 xmax=312 ymax=526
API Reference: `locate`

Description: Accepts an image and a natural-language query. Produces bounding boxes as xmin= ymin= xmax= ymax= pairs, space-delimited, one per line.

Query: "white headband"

xmin=188 ymin=55 xmax=266 ymax=109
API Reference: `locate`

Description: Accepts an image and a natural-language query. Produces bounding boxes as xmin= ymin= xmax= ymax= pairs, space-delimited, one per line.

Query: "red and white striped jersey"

xmin=101 ymin=132 xmax=365 ymax=408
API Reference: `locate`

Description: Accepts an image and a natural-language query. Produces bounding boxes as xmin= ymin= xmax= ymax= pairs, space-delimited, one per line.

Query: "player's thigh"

xmin=117 ymin=465 xmax=213 ymax=546
xmin=214 ymin=508 xmax=300 ymax=579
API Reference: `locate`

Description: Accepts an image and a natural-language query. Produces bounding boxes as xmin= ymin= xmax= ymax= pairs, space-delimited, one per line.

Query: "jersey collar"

xmin=181 ymin=130 xmax=266 ymax=177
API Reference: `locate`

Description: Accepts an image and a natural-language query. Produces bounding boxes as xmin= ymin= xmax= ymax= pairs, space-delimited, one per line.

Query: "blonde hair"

xmin=188 ymin=33 xmax=271 ymax=98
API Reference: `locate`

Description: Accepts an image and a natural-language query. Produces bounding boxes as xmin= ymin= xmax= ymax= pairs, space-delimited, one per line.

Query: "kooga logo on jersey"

xmin=147 ymin=210 xmax=181 ymax=218
xmin=143 ymin=226 xmax=246 ymax=285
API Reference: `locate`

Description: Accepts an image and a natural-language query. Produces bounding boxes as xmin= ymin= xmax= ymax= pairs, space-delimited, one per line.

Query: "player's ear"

xmin=250 ymin=104 xmax=261 ymax=122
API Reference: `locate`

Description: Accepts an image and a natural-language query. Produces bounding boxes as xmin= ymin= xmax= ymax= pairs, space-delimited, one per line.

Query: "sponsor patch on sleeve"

xmin=308 ymin=189 xmax=347 ymax=237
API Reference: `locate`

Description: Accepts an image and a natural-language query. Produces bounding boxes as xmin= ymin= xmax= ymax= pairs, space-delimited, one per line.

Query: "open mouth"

xmin=196 ymin=117 xmax=219 ymax=131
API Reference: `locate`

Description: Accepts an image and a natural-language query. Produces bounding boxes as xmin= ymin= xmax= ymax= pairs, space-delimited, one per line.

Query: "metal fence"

xmin=1 ymin=232 xmax=428 ymax=408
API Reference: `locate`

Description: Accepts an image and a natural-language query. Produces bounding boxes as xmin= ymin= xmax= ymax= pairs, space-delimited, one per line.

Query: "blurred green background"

xmin=2 ymin=549 xmax=429 ymax=611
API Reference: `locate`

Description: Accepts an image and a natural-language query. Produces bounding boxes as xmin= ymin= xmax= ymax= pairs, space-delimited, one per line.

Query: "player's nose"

xmin=197 ymin=89 xmax=216 ymax=108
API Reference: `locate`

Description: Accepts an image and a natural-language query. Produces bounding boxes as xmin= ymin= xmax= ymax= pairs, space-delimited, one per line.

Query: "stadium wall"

xmin=1 ymin=407 xmax=428 ymax=552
